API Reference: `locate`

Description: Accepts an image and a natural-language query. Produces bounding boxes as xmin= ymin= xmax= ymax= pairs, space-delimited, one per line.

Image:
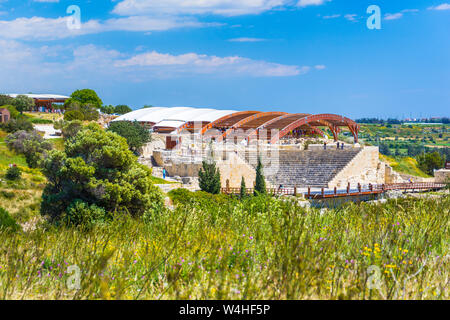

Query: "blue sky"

xmin=0 ymin=0 xmax=448 ymax=118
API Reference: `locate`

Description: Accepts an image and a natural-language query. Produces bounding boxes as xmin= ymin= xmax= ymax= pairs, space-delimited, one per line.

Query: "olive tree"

xmin=40 ymin=123 xmax=164 ymax=224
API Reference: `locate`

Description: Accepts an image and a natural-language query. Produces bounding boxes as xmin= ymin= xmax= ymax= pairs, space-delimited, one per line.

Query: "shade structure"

xmin=114 ymin=107 xmax=360 ymax=143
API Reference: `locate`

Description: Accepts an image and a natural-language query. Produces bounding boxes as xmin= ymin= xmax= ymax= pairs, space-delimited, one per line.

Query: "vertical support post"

xmin=334 ymin=187 xmax=337 ymax=195
xmin=358 ymin=183 xmax=361 ymax=193
xmin=308 ymin=187 xmax=311 ymax=198
xmin=347 ymin=183 xmax=350 ymax=194
xmin=321 ymin=188 xmax=325 ymax=197
xmin=294 ymin=186 xmax=297 ymax=197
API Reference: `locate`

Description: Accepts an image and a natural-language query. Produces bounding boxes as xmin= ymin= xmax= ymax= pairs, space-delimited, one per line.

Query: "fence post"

xmin=369 ymin=183 xmax=373 ymax=191
xmin=321 ymin=188 xmax=325 ymax=197
xmin=334 ymin=187 xmax=337 ymax=195
xmin=308 ymin=187 xmax=311 ymax=198
xmin=347 ymin=183 xmax=350 ymax=194
xmin=294 ymin=186 xmax=297 ymax=197
xmin=358 ymin=183 xmax=361 ymax=193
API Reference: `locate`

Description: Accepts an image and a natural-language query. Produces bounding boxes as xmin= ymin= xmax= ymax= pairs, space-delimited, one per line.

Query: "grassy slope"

xmin=380 ymin=154 xmax=430 ymax=178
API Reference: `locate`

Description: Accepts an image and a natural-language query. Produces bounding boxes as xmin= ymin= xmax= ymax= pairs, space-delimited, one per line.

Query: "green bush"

xmin=0 ymin=118 xmax=33 ymax=133
xmin=41 ymin=123 xmax=164 ymax=224
xmin=5 ymin=165 xmax=21 ymax=180
xmin=5 ymin=130 xmax=53 ymax=168
xmin=63 ymin=200 xmax=109 ymax=228
xmin=0 ymin=207 xmax=20 ymax=232
xmin=64 ymin=110 xmax=84 ymax=121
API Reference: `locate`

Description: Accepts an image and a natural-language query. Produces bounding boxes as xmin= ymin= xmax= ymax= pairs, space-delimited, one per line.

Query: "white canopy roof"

xmin=112 ymin=107 xmax=238 ymax=127
xmin=5 ymin=94 xmax=70 ymax=99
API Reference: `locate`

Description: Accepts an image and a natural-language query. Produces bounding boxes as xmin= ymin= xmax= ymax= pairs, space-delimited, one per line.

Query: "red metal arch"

xmin=244 ymin=113 xmax=309 ymax=141
xmin=269 ymin=114 xmax=359 ymax=144
xmin=201 ymin=111 xmax=261 ymax=135
xmin=218 ymin=112 xmax=287 ymax=142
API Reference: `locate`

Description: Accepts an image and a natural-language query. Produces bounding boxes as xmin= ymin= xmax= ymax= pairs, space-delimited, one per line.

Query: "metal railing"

xmin=222 ymin=182 xmax=447 ymax=198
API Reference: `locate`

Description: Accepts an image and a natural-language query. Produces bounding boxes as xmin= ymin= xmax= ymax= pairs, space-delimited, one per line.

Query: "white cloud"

xmin=428 ymin=3 xmax=450 ymax=10
xmin=314 ymin=65 xmax=326 ymax=70
xmin=33 ymin=0 xmax=59 ymax=2
xmin=322 ymin=14 xmax=340 ymax=19
xmin=384 ymin=13 xmax=403 ymax=20
xmin=0 ymin=15 xmax=208 ymax=40
xmin=228 ymin=37 xmax=267 ymax=42
xmin=297 ymin=0 xmax=330 ymax=8
xmin=344 ymin=14 xmax=358 ymax=22
xmin=113 ymin=0 xmax=289 ymax=16
xmin=114 ymin=50 xmax=306 ymax=77
xmin=0 ymin=40 xmax=320 ymax=83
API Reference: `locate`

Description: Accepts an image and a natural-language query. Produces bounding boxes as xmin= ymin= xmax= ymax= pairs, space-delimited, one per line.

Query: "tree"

xmin=254 ymin=156 xmax=266 ymax=195
xmin=240 ymin=177 xmax=247 ymax=199
xmin=107 ymin=121 xmax=151 ymax=153
xmin=64 ymin=100 xmax=99 ymax=121
xmin=198 ymin=159 xmax=221 ymax=194
xmin=114 ymin=105 xmax=132 ymax=115
xmin=40 ymin=123 xmax=164 ymax=223
xmin=0 ymin=94 xmax=14 ymax=107
xmin=416 ymin=152 xmax=444 ymax=176
xmin=100 ymin=105 xmax=116 ymax=115
xmin=379 ymin=143 xmax=391 ymax=156
xmin=13 ymin=95 xmax=35 ymax=114
xmin=65 ymin=89 xmax=103 ymax=110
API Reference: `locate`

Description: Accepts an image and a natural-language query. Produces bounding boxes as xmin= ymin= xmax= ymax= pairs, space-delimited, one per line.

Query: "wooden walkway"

xmin=221 ymin=182 xmax=447 ymax=199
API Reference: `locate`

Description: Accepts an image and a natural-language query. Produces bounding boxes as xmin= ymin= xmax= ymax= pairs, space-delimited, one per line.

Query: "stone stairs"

xmin=243 ymin=148 xmax=362 ymax=188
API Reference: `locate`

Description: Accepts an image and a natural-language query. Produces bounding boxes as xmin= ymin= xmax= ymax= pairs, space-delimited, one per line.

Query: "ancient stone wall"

xmin=329 ymin=147 xmax=387 ymax=188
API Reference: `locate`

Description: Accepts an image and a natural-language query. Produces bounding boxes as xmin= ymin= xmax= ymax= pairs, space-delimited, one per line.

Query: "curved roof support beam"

xmin=201 ymin=111 xmax=261 ymax=135
xmin=245 ymin=113 xmax=311 ymax=142
xmin=269 ymin=114 xmax=360 ymax=144
xmin=218 ymin=112 xmax=287 ymax=142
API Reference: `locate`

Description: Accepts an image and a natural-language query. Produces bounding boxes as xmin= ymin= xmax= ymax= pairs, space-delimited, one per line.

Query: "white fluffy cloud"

xmin=113 ymin=0 xmax=331 ymax=16
xmin=428 ymin=3 xmax=450 ymax=10
xmin=114 ymin=50 xmax=308 ymax=77
xmin=297 ymin=0 xmax=330 ymax=8
xmin=0 ymin=15 xmax=207 ymax=40
xmin=0 ymin=41 xmax=321 ymax=84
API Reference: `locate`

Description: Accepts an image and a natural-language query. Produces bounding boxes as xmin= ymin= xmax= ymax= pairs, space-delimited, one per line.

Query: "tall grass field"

xmin=0 ymin=194 xmax=448 ymax=300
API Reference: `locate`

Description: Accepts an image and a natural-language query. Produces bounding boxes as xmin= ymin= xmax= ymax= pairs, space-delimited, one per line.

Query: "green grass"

xmin=150 ymin=176 xmax=177 ymax=185
xmin=380 ymin=155 xmax=430 ymax=178
xmin=0 ymin=194 xmax=448 ymax=300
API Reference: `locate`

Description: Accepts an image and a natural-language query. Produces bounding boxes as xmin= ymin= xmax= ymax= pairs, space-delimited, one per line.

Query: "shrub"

xmin=40 ymin=123 xmax=164 ymax=223
xmin=5 ymin=130 xmax=53 ymax=168
xmin=63 ymin=200 xmax=108 ymax=228
xmin=0 ymin=207 xmax=20 ymax=232
xmin=64 ymin=110 xmax=84 ymax=121
xmin=5 ymin=164 xmax=21 ymax=180
xmin=55 ymin=120 xmax=83 ymax=140
xmin=107 ymin=121 xmax=151 ymax=153
xmin=1 ymin=118 xmax=33 ymax=133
